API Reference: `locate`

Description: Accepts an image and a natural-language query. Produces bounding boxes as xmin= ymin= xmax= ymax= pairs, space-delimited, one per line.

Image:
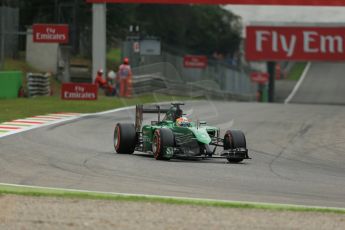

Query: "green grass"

xmin=106 ymin=48 xmax=122 ymax=71
xmin=1 ymin=59 xmax=192 ymax=123
xmin=0 ymin=94 xmax=190 ymax=123
xmin=0 ymin=184 xmax=344 ymax=214
xmin=3 ymin=59 xmax=38 ymax=73
xmin=287 ymin=62 xmax=307 ymax=81
xmin=107 ymin=48 xmax=121 ymax=63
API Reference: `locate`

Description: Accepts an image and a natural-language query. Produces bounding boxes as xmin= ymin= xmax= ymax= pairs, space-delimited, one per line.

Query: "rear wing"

xmin=135 ymin=105 xmax=170 ymax=132
xmin=135 ymin=103 xmax=185 ymax=132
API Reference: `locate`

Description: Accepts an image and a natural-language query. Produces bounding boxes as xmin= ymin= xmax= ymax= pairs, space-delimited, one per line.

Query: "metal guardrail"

xmin=130 ymin=59 xmax=256 ymax=100
xmin=131 ymin=74 xmax=255 ymax=101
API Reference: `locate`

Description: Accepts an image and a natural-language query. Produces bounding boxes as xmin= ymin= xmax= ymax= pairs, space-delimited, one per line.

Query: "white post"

xmin=92 ymin=3 xmax=106 ymax=82
xmin=0 ymin=7 xmax=5 ymax=70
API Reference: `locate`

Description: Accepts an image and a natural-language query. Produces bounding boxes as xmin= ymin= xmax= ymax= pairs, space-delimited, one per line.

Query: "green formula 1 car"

xmin=114 ymin=103 xmax=250 ymax=163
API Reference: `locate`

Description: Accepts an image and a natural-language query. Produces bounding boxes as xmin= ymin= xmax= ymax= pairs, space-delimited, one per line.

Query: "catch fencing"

xmin=130 ymin=52 xmax=256 ymax=100
xmin=123 ymin=41 xmax=256 ymax=100
xmin=131 ymin=61 xmax=255 ymax=101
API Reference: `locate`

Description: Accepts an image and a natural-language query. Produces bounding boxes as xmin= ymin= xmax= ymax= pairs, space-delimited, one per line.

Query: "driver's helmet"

xmin=176 ymin=117 xmax=190 ymax=127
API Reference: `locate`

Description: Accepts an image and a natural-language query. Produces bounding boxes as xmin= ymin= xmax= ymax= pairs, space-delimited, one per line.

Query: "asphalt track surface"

xmin=1 ymin=101 xmax=345 ymax=208
xmin=291 ymin=62 xmax=345 ymax=105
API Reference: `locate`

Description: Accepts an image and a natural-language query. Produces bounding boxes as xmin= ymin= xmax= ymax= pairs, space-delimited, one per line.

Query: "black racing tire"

xmin=152 ymin=128 xmax=174 ymax=160
xmin=114 ymin=123 xmax=136 ymax=154
xmin=224 ymin=130 xmax=246 ymax=163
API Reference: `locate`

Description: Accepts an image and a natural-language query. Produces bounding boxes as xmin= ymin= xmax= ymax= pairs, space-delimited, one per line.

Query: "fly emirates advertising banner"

xmin=61 ymin=83 xmax=98 ymax=100
xmin=246 ymin=26 xmax=345 ymax=61
xmin=33 ymin=24 xmax=69 ymax=43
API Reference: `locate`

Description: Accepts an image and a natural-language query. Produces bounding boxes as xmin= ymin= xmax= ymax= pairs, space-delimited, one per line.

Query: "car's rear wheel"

xmin=224 ymin=130 xmax=246 ymax=163
xmin=152 ymin=128 xmax=174 ymax=160
xmin=114 ymin=123 xmax=136 ymax=154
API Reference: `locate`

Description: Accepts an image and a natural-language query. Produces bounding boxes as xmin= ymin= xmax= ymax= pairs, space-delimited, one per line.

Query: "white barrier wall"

xmin=92 ymin=4 xmax=106 ymax=82
xmin=26 ymin=29 xmax=58 ymax=74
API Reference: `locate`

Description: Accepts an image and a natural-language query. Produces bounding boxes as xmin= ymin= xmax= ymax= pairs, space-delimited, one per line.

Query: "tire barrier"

xmin=27 ymin=73 xmax=51 ymax=97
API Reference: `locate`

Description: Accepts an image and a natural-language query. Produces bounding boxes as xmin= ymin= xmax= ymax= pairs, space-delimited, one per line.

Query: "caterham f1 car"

xmin=114 ymin=103 xmax=250 ymax=163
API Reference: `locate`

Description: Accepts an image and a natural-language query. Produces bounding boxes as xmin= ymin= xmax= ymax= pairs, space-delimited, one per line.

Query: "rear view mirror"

xmin=197 ymin=120 xmax=207 ymax=128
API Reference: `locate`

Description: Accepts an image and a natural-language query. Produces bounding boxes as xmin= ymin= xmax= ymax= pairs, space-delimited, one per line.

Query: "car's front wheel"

xmin=224 ymin=130 xmax=246 ymax=163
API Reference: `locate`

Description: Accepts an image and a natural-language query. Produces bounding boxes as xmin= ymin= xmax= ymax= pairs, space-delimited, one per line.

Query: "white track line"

xmin=0 ymin=182 xmax=344 ymax=211
xmin=2 ymin=122 xmax=32 ymax=126
xmin=0 ymin=116 xmax=81 ymax=138
xmin=284 ymin=62 xmax=312 ymax=104
xmin=91 ymin=105 xmax=135 ymax=116
xmin=0 ymin=106 xmax=135 ymax=139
